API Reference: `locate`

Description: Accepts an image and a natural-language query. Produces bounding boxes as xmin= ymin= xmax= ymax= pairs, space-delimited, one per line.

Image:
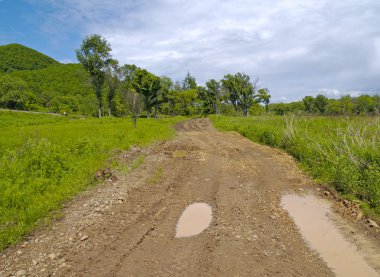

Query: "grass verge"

xmin=210 ymin=115 xmax=380 ymax=216
xmin=0 ymin=110 xmax=183 ymax=250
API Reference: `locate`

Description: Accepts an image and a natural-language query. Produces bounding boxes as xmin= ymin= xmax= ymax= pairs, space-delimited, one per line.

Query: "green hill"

xmin=11 ymin=63 xmax=92 ymax=97
xmin=0 ymin=44 xmax=58 ymax=72
xmin=0 ymin=44 xmax=97 ymax=115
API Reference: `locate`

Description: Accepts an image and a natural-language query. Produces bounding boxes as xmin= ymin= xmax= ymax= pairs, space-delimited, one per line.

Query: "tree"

xmin=76 ymin=34 xmax=113 ymax=117
xmin=0 ymin=75 xmax=36 ymax=110
xmin=221 ymin=73 xmax=257 ymax=116
xmin=315 ymin=94 xmax=329 ymax=114
xmin=302 ymin=96 xmax=315 ymax=113
xmin=327 ymin=100 xmax=345 ymax=115
xmin=126 ymin=91 xmax=143 ymax=127
xmin=205 ymin=79 xmax=222 ymax=114
xmin=182 ymin=72 xmax=197 ymax=90
xmin=105 ymin=59 xmax=120 ymax=116
xmin=120 ymin=64 xmax=138 ymax=89
xmin=172 ymin=89 xmax=199 ymax=116
xmin=339 ymin=95 xmax=354 ymax=115
xmin=257 ymin=88 xmax=271 ymax=113
xmin=132 ymin=68 xmax=161 ymax=117
xmin=271 ymin=103 xmax=288 ymax=115
xmin=355 ymin=95 xmax=376 ymax=114
xmin=159 ymin=76 xmax=174 ymax=114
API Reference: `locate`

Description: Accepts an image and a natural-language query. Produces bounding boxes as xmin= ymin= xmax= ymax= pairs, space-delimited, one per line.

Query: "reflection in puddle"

xmin=175 ymin=203 xmax=212 ymax=238
xmin=281 ymin=194 xmax=378 ymax=277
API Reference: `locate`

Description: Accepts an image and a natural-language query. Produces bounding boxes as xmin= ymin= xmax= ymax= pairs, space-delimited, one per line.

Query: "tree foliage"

xmin=0 ymin=75 xmax=36 ymax=110
xmin=132 ymin=68 xmax=161 ymax=117
xmin=257 ymin=88 xmax=271 ymax=113
xmin=76 ymin=34 xmax=113 ymax=117
xmin=182 ymin=72 xmax=197 ymax=90
xmin=222 ymin=73 xmax=258 ymax=116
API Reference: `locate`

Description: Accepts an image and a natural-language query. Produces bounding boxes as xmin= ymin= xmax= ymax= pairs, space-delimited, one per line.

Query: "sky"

xmin=0 ymin=0 xmax=380 ymax=102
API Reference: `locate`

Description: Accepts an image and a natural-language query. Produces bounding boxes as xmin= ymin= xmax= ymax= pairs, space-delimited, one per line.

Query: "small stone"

xmin=367 ymin=219 xmax=379 ymax=228
xmin=324 ymin=191 xmax=330 ymax=197
xmin=343 ymin=200 xmax=349 ymax=206
xmin=356 ymin=211 xmax=363 ymax=221
xmin=270 ymin=215 xmax=276 ymax=220
xmin=80 ymin=235 xmax=89 ymax=241
xmin=16 ymin=250 xmax=22 ymax=255
xmin=32 ymin=259 xmax=38 ymax=266
xmin=61 ymin=262 xmax=67 ymax=267
xmin=316 ymin=188 xmax=321 ymax=192
xmin=235 ymin=235 xmax=241 ymax=240
xmin=48 ymin=253 xmax=56 ymax=260
xmin=16 ymin=270 xmax=26 ymax=276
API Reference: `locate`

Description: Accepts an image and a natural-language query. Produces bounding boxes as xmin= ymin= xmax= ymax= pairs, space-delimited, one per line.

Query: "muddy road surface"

xmin=1 ymin=119 xmax=380 ymax=277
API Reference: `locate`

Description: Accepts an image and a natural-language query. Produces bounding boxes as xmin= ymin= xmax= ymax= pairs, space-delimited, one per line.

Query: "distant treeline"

xmin=268 ymin=94 xmax=380 ymax=116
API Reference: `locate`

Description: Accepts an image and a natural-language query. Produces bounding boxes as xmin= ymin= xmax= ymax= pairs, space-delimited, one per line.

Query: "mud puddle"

xmin=281 ymin=194 xmax=378 ymax=277
xmin=175 ymin=203 xmax=212 ymax=238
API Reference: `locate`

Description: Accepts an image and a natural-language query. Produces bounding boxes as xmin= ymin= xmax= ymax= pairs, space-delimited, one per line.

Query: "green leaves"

xmin=76 ymin=34 xmax=113 ymax=117
xmin=0 ymin=75 xmax=36 ymax=110
xmin=221 ymin=73 xmax=258 ymax=116
xmin=132 ymin=68 xmax=161 ymax=117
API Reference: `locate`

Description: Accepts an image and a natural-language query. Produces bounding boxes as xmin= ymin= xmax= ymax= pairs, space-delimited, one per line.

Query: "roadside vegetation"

xmin=0 ymin=110 xmax=182 ymax=250
xmin=211 ymin=115 xmax=380 ymax=215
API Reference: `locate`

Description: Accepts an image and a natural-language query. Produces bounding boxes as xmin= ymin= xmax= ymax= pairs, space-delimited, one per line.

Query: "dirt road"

xmin=1 ymin=119 xmax=379 ymax=276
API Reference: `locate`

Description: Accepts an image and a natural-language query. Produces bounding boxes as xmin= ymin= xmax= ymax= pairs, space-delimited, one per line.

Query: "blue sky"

xmin=1 ymin=0 xmax=380 ymax=102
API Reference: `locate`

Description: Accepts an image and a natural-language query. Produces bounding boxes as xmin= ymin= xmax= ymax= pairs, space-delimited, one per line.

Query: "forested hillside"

xmin=0 ymin=44 xmax=58 ymax=72
xmin=0 ymin=44 xmax=97 ymax=115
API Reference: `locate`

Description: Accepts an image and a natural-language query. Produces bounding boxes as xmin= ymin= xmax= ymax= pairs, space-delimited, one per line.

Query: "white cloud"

xmin=33 ymin=0 xmax=380 ymax=101
xmin=59 ymin=58 xmax=74 ymax=64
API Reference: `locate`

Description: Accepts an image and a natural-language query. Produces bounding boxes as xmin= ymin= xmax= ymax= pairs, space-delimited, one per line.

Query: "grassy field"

xmin=210 ymin=115 xmax=380 ymax=215
xmin=0 ymin=111 xmax=182 ymax=250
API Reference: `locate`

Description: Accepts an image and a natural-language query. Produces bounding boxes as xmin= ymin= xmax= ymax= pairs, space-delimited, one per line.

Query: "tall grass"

xmin=210 ymin=115 xmax=380 ymax=214
xmin=0 ymin=111 xmax=182 ymax=249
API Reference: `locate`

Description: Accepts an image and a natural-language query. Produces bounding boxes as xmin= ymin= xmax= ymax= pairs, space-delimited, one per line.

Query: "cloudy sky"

xmin=1 ymin=0 xmax=379 ymax=102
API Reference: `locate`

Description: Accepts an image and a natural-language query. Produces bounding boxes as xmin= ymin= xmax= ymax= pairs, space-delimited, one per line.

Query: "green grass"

xmin=210 ymin=115 xmax=380 ymax=215
xmin=0 ymin=111 xmax=183 ymax=249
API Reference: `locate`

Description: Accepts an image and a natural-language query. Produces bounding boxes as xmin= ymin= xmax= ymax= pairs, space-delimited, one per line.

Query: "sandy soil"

xmin=1 ymin=118 xmax=379 ymax=277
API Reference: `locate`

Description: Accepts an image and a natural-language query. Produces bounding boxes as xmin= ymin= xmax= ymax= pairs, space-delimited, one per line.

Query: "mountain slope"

xmin=0 ymin=43 xmax=58 ymax=72
xmin=0 ymin=44 xmax=98 ymax=115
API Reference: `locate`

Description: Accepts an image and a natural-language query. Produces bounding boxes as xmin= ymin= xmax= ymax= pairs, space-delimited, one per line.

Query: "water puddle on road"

xmin=175 ymin=203 xmax=212 ymax=238
xmin=281 ymin=194 xmax=378 ymax=277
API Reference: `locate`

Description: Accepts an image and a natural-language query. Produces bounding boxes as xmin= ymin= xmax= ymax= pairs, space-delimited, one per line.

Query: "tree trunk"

xmin=133 ymin=114 xmax=137 ymax=128
xmin=132 ymin=93 xmax=138 ymax=128
xmin=243 ymin=107 xmax=249 ymax=117
xmin=108 ymin=105 xmax=111 ymax=117
xmin=96 ymin=86 xmax=102 ymax=118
